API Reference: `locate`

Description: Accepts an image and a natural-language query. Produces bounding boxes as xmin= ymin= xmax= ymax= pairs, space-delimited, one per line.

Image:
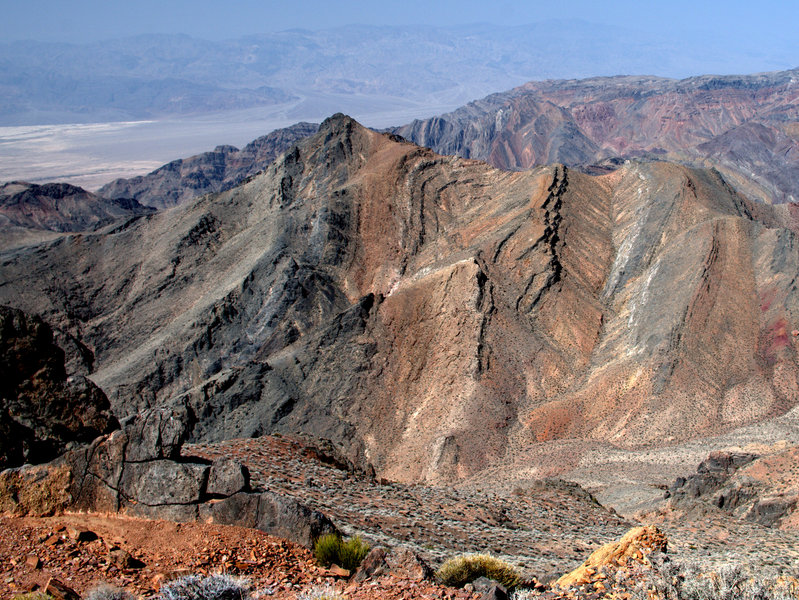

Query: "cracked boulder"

xmin=0 ymin=406 xmax=337 ymax=547
xmin=206 ymin=456 xmax=250 ymax=497
xmin=121 ymin=407 xmax=191 ymax=461
xmin=120 ymin=461 xmax=209 ymax=506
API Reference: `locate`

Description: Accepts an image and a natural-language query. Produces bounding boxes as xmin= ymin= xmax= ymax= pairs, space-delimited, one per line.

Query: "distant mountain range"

xmin=96 ymin=69 xmax=799 ymax=207
xmin=1 ymin=23 xmax=796 ymax=125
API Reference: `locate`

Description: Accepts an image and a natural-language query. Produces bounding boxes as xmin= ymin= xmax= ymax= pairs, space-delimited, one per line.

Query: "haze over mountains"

xmin=2 ymin=21 xmax=796 ymax=191
xmin=1 ymin=22 xmax=796 ymax=127
xmin=4 ymin=115 xmax=799 ymax=492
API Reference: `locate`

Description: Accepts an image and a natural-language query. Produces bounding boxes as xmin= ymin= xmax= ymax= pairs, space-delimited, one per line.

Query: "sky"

xmin=1 ymin=0 xmax=797 ymax=48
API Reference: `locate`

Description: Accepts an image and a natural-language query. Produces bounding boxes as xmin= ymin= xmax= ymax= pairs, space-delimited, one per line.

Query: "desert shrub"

xmin=437 ymin=553 xmax=522 ymax=589
xmin=313 ymin=533 xmax=370 ymax=571
xmin=297 ymin=584 xmax=346 ymax=600
xmin=157 ymin=573 xmax=251 ymax=600
xmin=314 ymin=533 xmax=343 ymax=567
xmin=339 ymin=535 xmax=370 ymax=571
xmin=621 ymin=559 xmax=799 ymax=600
xmin=85 ymin=584 xmax=136 ymax=600
xmin=13 ymin=593 xmax=54 ymax=600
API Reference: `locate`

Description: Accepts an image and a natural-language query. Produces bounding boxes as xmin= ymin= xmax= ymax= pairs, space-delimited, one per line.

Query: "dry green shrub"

xmin=313 ymin=533 xmax=370 ymax=571
xmin=437 ymin=553 xmax=522 ymax=589
xmin=618 ymin=559 xmax=799 ymax=600
xmin=13 ymin=593 xmax=54 ymax=600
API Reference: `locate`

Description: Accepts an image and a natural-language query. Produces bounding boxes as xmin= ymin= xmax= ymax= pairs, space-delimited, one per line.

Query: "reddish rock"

xmin=556 ymin=525 xmax=668 ymax=588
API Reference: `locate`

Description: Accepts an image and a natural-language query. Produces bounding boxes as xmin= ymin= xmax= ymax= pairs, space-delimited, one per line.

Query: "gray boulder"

xmin=199 ymin=491 xmax=338 ymax=548
xmin=206 ymin=457 xmax=249 ymax=496
xmin=120 ymin=460 xmax=208 ymax=505
xmin=122 ymin=407 xmax=190 ymax=461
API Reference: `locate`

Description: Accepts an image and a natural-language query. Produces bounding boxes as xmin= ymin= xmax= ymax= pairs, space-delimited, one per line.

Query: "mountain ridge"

xmin=3 ymin=114 xmax=799 ymax=487
xmin=98 ymin=122 xmax=319 ymax=208
xmin=393 ymin=68 xmax=799 ymax=204
xmin=80 ymin=68 xmax=799 ymax=210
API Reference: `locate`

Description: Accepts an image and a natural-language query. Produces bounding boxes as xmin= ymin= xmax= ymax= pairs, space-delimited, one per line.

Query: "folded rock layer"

xmin=2 ymin=114 xmax=799 ymax=483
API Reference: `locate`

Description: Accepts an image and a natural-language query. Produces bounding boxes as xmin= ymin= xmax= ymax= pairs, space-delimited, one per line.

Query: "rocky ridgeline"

xmin=98 ymin=122 xmax=320 ymax=208
xmin=667 ymin=450 xmax=799 ymax=528
xmin=0 ymin=406 xmax=336 ymax=549
xmin=394 ymin=69 xmax=799 ymax=204
xmin=0 ymin=182 xmax=154 ymax=238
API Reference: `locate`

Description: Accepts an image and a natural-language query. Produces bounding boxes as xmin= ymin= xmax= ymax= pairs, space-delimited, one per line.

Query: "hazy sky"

xmin=2 ymin=0 xmax=797 ymax=48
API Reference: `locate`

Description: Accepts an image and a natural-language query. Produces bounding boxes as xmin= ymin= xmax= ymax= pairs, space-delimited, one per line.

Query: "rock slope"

xmin=0 ymin=181 xmax=154 ymax=250
xmin=394 ymin=69 xmax=799 ymax=204
xmin=98 ymin=122 xmax=319 ymax=208
xmin=3 ymin=114 xmax=799 ymax=486
xmin=0 ymin=306 xmax=118 ymax=469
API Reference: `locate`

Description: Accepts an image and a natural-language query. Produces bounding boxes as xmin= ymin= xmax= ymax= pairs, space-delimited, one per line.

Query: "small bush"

xmin=339 ymin=536 xmax=371 ymax=571
xmin=13 ymin=593 xmax=54 ymax=600
xmin=85 ymin=584 xmax=136 ymax=600
xmin=313 ymin=533 xmax=370 ymax=571
xmin=297 ymin=584 xmax=346 ymax=600
xmin=437 ymin=553 xmax=522 ymax=589
xmin=314 ymin=533 xmax=343 ymax=567
xmin=620 ymin=559 xmax=799 ymax=600
xmin=157 ymin=573 xmax=251 ymax=600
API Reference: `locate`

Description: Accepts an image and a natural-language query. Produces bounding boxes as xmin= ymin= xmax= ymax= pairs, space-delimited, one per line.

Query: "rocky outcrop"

xmin=4 ymin=115 xmax=799 ymax=485
xmin=199 ymin=491 xmax=336 ymax=549
xmin=667 ymin=448 xmax=799 ymax=528
xmin=0 ymin=406 xmax=337 ymax=548
xmin=666 ymin=451 xmax=759 ymax=503
xmin=394 ymin=69 xmax=799 ymax=204
xmin=0 ymin=306 xmax=118 ymax=469
xmin=556 ymin=525 xmax=667 ymax=588
xmin=98 ymin=122 xmax=319 ymax=208
xmin=354 ymin=546 xmax=434 ymax=582
xmin=0 ymin=181 xmax=154 ymax=238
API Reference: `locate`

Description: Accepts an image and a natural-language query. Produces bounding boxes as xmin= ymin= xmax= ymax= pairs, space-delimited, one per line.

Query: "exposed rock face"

xmin=0 ymin=181 xmax=154 ymax=237
xmin=668 ymin=447 xmax=799 ymax=528
xmin=667 ymin=451 xmax=759 ymax=501
xmin=0 ymin=406 xmax=337 ymax=548
xmin=3 ymin=115 xmax=799 ymax=484
xmin=206 ymin=456 xmax=250 ymax=497
xmin=199 ymin=491 xmax=336 ymax=549
xmin=0 ymin=306 xmax=118 ymax=469
xmin=98 ymin=122 xmax=319 ymax=208
xmin=394 ymin=69 xmax=799 ymax=204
